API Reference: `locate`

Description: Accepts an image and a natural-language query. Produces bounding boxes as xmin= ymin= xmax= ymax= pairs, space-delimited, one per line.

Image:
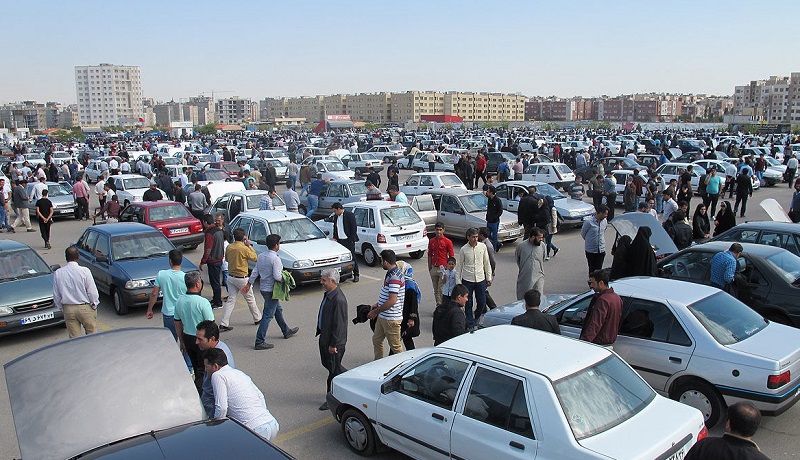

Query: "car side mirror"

xmin=49 ymin=264 xmax=61 ymax=271
xmin=381 ymin=374 xmax=402 ymax=395
xmin=96 ymin=255 xmax=109 ymax=263
xmin=256 ymin=239 xmax=267 ymax=246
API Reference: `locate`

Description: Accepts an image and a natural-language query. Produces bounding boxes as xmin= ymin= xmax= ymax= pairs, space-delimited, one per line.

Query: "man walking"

xmin=219 ymin=228 xmax=261 ymax=332
xmin=195 ymin=320 xmax=235 ymax=418
xmin=316 ymin=267 xmax=348 ymax=411
xmin=581 ymin=205 xmax=608 ymax=273
xmin=53 ymin=246 xmax=100 ymax=338
xmin=282 ymin=181 xmax=300 ymax=213
xmin=72 ymin=173 xmax=91 ymax=220
xmin=187 ymin=184 xmax=208 ymax=219
xmin=330 ymin=202 xmax=359 ymax=282
xmin=367 ymin=250 xmax=405 ymax=359
xmin=456 ymin=227 xmax=493 ymax=331
xmin=0 ymin=178 xmax=13 ymax=233
xmin=175 ymin=270 xmax=215 ymax=392
xmin=11 ymin=179 xmax=34 ymax=232
xmin=428 ymin=222 xmax=454 ymax=307
xmin=432 ymin=283 xmax=467 ymax=345
xmin=511 ymin=289 xmax=560 ymax=334
xmin=580 ymin=269 xmax=623 ymax=349
xmin=515 ymin=227 xmax=546 ymax=300
xmin=199 ymin=215 xmax=225 ymax=308
xmin=146 ymin=249 xmax=188 ymax=337
xmin=246 ymin=234 xmax=298 ymax=350
xmin=485 ymin=185 xmax=503 ymax=251
xmin=35 ymin=189 xmax=54 ymax=249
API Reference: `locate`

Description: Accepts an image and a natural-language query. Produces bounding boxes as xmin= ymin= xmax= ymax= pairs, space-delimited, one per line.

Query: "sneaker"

xmin=352 ymin=275 xmax=359 ymax=283
xmin=545 ymin=255 xmax=550 ymax=260
xmin=212 ymin=304 xmax=223 ymax=310
xmin=283 ymin=327 xmax=299 ymax=339
xmin=254 ymin=321 xmax=261 ymax=325
xmin=254 ymin=342 xmax=274 ymax=350
xmin=7 ymin=228 xmax=14 ymax=233
xmin=552 ymin=248 xmax=559 ymax=258
xmin=27 ymin=228 xmax=36 ymax=232
xmin=219 ymin=325 xmax=233 ymax=332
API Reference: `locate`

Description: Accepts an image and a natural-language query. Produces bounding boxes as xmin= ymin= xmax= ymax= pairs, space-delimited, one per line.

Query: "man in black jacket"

xmin=331 ymin=202 xmax=360 ymax=282
xmin=432 ymin=284 xmax=467 ymax=345
xmin=485 ymin=185 xmax=503 ymax=251
xmin=517 ymin=186 xmax=539 ymax=239
xmin=684 ymin=401 xmax=770 ymax=460
xmin=511 ymin=289 xmax=560 ymax=334
xmin=316 ymin=268 xmax=348 ymax=411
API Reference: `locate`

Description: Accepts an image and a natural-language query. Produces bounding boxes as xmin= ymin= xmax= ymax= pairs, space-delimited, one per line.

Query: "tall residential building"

xmin=733 ymin=73 xmax=800 ymax=123
xmin=74 ymin=63 xmax=143 ymax=126
xmin=187 ymin=96 xmax=215 ymax=125
xmin=285 ymin=96 xmax=324 ymax=122
xmin=215 ymin=97 xmax=255 ymax=124
xmin=390 ymin=91 xmax=445 ymax=123
xmin=346 ymin=92 xmax=391 ymax=122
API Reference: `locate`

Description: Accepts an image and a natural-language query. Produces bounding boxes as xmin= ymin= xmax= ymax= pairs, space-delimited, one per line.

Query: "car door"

xmin=376 ymin=355 xmax=471 ymax=459
xmin=248 ymin=219 xmax=269 ymax=256
xmin=401 ymin=176 xmax=420 ymax=196
xmin=613 ymin=298 xmax=694 ymax=393
xmin=450 ymin=366 xmax=538 ymax=460
xmin=554 ymin=293 xmax=593 ymax=339
xmin=319 ymin=183 xmax=344 ymax=215
xmin=75 ymin=230 xmax=100 ymax=284
xmin=352 ymin=207 xmax=371 ymax=253
xmin=419 ymin=175 xmax=434 ymax=193
xmin=340 ymin=154 xmax=351 ymax=167
xmin=439 ymin=195 xmax=467 ymax=238
xmin=90 ymin=233 xmax=113 ymax=294
xmin=660 ymin=251 xmax=713 ymax=284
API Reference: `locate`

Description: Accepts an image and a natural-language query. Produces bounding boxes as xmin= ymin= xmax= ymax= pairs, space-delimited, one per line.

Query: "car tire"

xmin=112 ymin=288 xmax=129 ymax=316
xmin=298 ymin=204 xmax=308 ymax=216
xmin=674 ymin=380 xmax=724 ymax=428
xmin=363 ymin=244 xmax=379 ymax=267
xmin=341 ymin=408 xmax=378 ymax=456
xmin=410 ymin=250 xmax=425 ymax=259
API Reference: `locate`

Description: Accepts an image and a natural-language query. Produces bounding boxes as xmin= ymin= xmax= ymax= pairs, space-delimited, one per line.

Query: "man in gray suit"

xmin=317 ymin=267 xmax=348 ymax=411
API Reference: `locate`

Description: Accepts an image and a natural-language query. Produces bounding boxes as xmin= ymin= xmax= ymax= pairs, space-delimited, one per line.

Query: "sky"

xmin=3 ymin=0 xmax=799 ymax=105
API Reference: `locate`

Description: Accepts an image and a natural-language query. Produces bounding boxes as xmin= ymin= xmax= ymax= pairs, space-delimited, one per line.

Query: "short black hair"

xmin=203 ymin=347 xmax=228 ymax=367
xmin=203 ymin=214 xmax=214 ymax=225
xmin=730 ymin=243 xmax=743 ymax=254
xmin=196 ymin=320 xmax=219 ymax=341
xmin=168 ymin=249 xmax=183 ymax=266
xmin=447 ymin=256 xmax=456 ymax=264
xmin=435 ymin=222 xmax=445 ymax=230
xmin=266 ymin=234 xmax=281 ymax=250
xmin=233 ymin=227 xmax=246 ymax=241
xmin=589 ymin=268 xmax=610 ymax=285
xmin=727 ymin=401 xmax=761 ymax=437
xmin=380 ymin=249 xmax=397 ymax=265
xmin=478 ymin=227 xmax=490 ymax=238
xmin=524 ymin=289 xmax=541 ymax=309
xmin=331 ymin=202 xmax=344 ymax=209
xmin=387 ymin=184 xmax=399 ymax=192
xmin=595 ymin=204 xmax=609 ymax=215
xmin=451 ymin=284 xmax=469 ymax=298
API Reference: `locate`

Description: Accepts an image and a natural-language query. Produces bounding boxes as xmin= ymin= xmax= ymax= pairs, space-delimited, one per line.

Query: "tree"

xmin=197 ymin=123 xmax=217 ymax=135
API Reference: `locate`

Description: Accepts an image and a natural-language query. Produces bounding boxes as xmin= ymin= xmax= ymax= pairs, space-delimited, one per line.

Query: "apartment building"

xmin=215 ymin=97 xmax=255 ymax=124
xmin=346 ymin=92 xmax=391 ymax=123
xmin=75 ymin=63 xmax=143 ymax=126
xmin=733 ymin=73 xmax=800 ymax=123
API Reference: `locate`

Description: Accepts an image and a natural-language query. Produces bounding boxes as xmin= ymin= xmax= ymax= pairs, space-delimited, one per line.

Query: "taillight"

xmin=377 ymin=234 xmax=386 ymax=243
xmin=422 ymin=228 xmax=427 ymax=237
xmin=697 ymin=424 xmax=708 ymax=441
xmin=157 ymin=226 xmax=168 ymax=237
xmin=768 ymin=371 xmax=790 ymax=389
xmin=191 ymin=223 xmax=203 ymax=233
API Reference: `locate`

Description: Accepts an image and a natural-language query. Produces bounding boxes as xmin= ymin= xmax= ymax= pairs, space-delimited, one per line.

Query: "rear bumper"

xmin=718 ymin=382 xmax=800 ymax=416
xmin=369 ymin=238 xmax=427 ymax=257
xmin=168 ymin=233 xmax=205 ymax=249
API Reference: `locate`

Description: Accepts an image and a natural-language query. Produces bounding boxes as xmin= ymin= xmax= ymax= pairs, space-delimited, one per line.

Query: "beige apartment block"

xmin=284 ymin=96 xmax=324 ymax=123
xmin=390 ymin=91 xmax=445 ymax=123
xmin=445 ymin=92 xmax=525 ymax=122
xmin=75 ymin=63 xmax=143 ymax=126
xmin=346 ymin=92 xmax=391 ymax=123
xmin=215 ymin=97 xmax=254 ymax=124
xmin=323 ymin=94 xmax=348 ymax=118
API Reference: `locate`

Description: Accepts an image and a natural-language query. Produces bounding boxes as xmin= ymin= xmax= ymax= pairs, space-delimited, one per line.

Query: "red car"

xmin=209 ymin=161 xmax=241 ymax=176
xmin=118 ymin=201 xmax=205 ymax=250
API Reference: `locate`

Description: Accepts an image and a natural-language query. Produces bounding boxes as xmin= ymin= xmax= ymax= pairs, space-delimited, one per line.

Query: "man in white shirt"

xmin=53 ymin=246 xmax=100 ymax=337
xmin=204 ymin=347 xmax=279 ymax=441
xmin=455 ymin=227 xmax=492 ymax=331
xmin=119 ymin=159 xmax=131 ymax=174
xmin=282 ymin=184 xmax=300 ymax=213
xmin=30 ymin=176 xmax=48 ymax=204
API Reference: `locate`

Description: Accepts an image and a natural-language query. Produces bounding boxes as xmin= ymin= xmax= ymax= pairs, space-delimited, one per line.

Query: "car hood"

xmin=112 ymin=257 xmax=198 ymax=280
xmin=1 ymin=273 xmax=55 ymax=307
xmin=335 ymin=348 xmax=430 ymax=383
xmin=554 ymin=197 xmax=595 ymax=215
xmin=280 ymin=238 xmax=348 ymax=261
xmin=727 ymin=322 xmax=800 ymax=366
xmin=48 ymin=195 xmax=76 ymax=207
xmin=611 ymin=212 xmax=678 ymax=257
xmin=760 ymin=198 xmax=792 ymax=223
xmin=4 ymin=328 xmax=205 ymax=460
xmin=479 ymin=294 xmax=579 ymax=328
xmin=579 ymin=395 xmax=704 ymax=460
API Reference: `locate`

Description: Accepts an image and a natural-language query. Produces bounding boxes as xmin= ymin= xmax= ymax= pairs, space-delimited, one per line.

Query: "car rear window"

xmin=555 ymin=164 xmax=573 ymax=175
xmin=349 ymin=183 xmax=367 ymax=196
xmin=687 ymin=292 xmax=767 ymax=345
xmin=123 ymin=177 xmax=152 ymax=190
xmin=553 ymin=356 xmax=655 ymax=440
xmin=380 ymin=207 xmax=421 ymax=227
xmin=441 ymin=175 xmax=463 ymax=186
xmin=149 ymin=204 xmax=191 ymax=222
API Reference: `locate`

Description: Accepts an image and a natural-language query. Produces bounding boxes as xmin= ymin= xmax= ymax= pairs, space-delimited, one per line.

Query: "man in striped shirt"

xmin=368 ymin=250 xmax=405 ymax=360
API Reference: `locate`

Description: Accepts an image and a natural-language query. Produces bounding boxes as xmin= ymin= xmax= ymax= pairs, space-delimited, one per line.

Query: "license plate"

xmin=396 ymin=234 xmax=416 ymax=241
xmin=666 ymin=441 xmax=690 ymax=460
xmin=21 ymin=311 xmax=55 ymax=325
xmin=57 ymin=209 xmax=73 ymax=214
xmin=509 ymin=229 xmax=522 ymax=236
xmin=170 ymin=227 xmax=189 ymax=235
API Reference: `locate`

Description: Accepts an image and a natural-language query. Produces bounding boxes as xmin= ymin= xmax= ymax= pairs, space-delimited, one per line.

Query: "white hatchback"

xmin=520 ymin=162 xmax=575 ymax=190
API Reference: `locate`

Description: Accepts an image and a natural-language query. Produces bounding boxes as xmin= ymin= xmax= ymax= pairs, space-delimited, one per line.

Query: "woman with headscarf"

xmin=692 ymin=203 xmax=710 ymax=241
xmin=396 ymin=261 xmax=420 ymax=351
xmin=627 ymin=226 xmax=658 ymax=277
xmin=609 ymin=234 xmax=633 ymax=280
xmin=713 ymin=200 xmax=736 ymax=236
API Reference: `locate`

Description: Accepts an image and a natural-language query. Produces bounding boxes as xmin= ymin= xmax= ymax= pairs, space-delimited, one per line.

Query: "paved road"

xmin=1 ymin=171 xmax=799 ymax=459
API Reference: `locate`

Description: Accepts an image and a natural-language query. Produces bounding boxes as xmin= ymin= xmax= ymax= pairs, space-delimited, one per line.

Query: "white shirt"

xmin=335 ymin=213 xmax=347 ymax=239
xmin=30 ymin=181 xmax=47 ymax=203
xmin=109 ymin=158 xmax=119 ymax=170
xmin=53 ymin=261 xmax=100 ymax=309
xmin=120 ymin=161 xmax=131 ymax=173
xmin=95 ymin=180 xmax=107 ymax=196
xmin=212 ymin=365 xmax=276 ymax=429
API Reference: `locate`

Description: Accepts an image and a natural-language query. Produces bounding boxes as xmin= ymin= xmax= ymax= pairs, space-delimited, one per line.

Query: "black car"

xmin=483 ymin=151 xmax=516 ymax=175
xmin=711 ymin=221 xmax=800 ymax=257
xmin=658 ymin=241 xmax=800 ymax=327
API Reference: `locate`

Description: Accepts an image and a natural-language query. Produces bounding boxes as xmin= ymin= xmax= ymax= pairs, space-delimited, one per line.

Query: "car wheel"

xmin=362 ymin=245 xmax=379 ymax=267
xmin=341 ymin=408 xmax=378 ymax=456
xmin=674 ymin=380 xmax=724 ymax=428
xmin=410 ymin=250 xmax=425 ymax=259
xmin=383 ymin=156 xmax=391 ymax=163
xmin=112 ymin=288 xmax=129 ymax=316
xmin=298 ymin=204 xmax=307 ymax=216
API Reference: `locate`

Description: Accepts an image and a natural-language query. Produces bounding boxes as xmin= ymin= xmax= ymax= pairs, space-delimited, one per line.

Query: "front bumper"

xmin=498 ymin=224 xmax=524 ymax=242
xmin=0 ymin=307 xmax=65 ymax=337
xmin=326 ymin=392 xmax=342 ymax=419
xmin=291 ymin=261 xmax=354 ymax=285
xmin=121 ymin=286 xmax=155 ymax=308
xmin=562 ymin=214 xmax=593 ymax=228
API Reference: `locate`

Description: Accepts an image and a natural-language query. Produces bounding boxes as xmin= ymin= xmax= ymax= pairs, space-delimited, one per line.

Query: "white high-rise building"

xmin=74 ymin=63 xmax=143 ymax=126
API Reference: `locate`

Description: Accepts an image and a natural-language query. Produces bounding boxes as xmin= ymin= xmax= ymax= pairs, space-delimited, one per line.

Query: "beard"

xmin=532 ymin=239 xmax=541 ymax=246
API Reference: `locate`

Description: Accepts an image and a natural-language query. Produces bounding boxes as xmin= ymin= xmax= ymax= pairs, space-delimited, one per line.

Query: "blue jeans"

xmin=655 ymin=194 xmax=663 ymax=213
xmin=486 ymin=221 xmax=500 ymax=251
xmin=301 ymin=182 xmax=310 ymax=196
xmin=288 ymin=175 xmax=297 ymax=191
xmin=546 ymin=232 xmax=558 ymax=256
xmin=462 ymin=279 xmax=487 ymax=329
xmin=256 ymin=292 xmax=289 ymax=345
xmin=163 ymin=314 xmax=193 ymax=370
xmin=0 ymin=206 xmax=8 ymax=229
xmin=206 ymin=262 xmax=222 ymax=306
xmin=306 ymin=194 xmax=319 ymax=217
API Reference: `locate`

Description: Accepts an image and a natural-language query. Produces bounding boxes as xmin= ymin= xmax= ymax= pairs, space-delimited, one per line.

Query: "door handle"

xmin=669 ymin=356 xmax=682 ymax=364
xmin=509 ymin=441 xmax=525 ymax=451
xmin=431 ymin=413 xmax=445 ymax=421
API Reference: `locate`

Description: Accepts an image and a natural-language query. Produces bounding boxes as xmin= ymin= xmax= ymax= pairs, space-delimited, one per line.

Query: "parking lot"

xmin=2 ymin=167 xmax=800 ymax=459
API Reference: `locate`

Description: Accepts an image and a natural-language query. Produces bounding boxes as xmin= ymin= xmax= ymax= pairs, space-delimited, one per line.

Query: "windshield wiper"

xmin=114 ymin=255 xmax=149 ymax=261
xmin=147 ymin=251 xmax=169 ymax=258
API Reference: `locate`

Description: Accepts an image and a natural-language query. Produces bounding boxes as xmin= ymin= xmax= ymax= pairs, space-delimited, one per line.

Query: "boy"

xmin=440 ymin=256 xmax=457 ymax=304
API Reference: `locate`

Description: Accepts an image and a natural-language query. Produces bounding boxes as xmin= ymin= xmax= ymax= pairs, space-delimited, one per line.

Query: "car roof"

xmin=410 ymin=172 xmax=458 ymax=177
xmin=0 ymin=239 xmax=30 ymax=251
xmin=610 ymin=276 xmax=719 ymax=305
xmin=345 ymin=201 xmax=411 ymax=210
xmin=125 ymin=200 xmax=185 ymax=208
xmin=501 ymin=180 xmax=547 ymax=187
xmin=86 ymin=222 xmax=159 ymax=236
xmin=425 ymin=188 xmax=479 ymax=196
xmin=237 ymin=210 xmax=306 ymax=222
xmin=721 ymin=221 xmax=800 ymax=233
xmin=691 ymin=241 xmax=788 ymax=256
xmin=440 ymin=325 xmax=610 ymax=380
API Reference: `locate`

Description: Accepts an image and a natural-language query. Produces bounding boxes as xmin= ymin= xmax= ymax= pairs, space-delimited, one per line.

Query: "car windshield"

xmin=687 ymin=291 xmax=768 ymax=345
xmin=0 ymin=247 xmax=51 ymax=282
xmin=380 ymin=206 xmax=421 ymax=226
xmin=122 ymin=177 xmax=152 ymax=190
xmin=764 ymin=251 xmax=800 ymax=284
xmin=460 ymin=193 xmax=487 ymax=213
xmin=149 ymin=204 xmax=191 ymax=222
xmin=324 ymin=162 xmax=347 ymax=171
xmin=268 ymin=217 xmax=325 ymax=243
xmin=205 ymin=170 xmax=229 ymax=181
xmin=553 ymin=356 xmax=655 ymax=440
xmin=348 ymin=183 xmax=367 ymax=196
xmin=440 ymin=174 xmax=463 ymax=186
xmin=47 ymin=184 xmax=72 ymax=197
xmin=555 ymin=164 xmax=573 ymax=175
xmin=162 ymin=157 xmax=180 ymax=165
xmin=536 ymin=183 xmax=566 ymax=199
xmin=766 ymin=157 xmax=781 ymax=166
xmin=112 ymin=233 xmax=174 ymax=261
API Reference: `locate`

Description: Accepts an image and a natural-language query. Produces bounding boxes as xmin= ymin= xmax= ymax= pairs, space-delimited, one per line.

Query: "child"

xmin=440 ymin=256 xmax=457 ymax=304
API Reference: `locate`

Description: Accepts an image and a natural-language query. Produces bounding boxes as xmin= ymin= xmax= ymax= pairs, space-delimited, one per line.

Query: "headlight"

xmin=498 ymin=223 xmax=506 ymax=231
xmin=0 ymin=306 xmax=14 ymax=316
xmin=293 ymin=259 xmax=313 ymax=269
xmin=125 ymin=279 xmax=150 ymax=289
xmin=339 ymin=253 xmax=352 ymax=262
xmin=132 ymin=196 xmax=142 ymax=202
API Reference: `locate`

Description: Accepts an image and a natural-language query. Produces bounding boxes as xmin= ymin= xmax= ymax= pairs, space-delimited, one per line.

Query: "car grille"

xmin=15 ymin=299 xmax=54 ymax=313
xmin=314 ymin=257 xmax=338 ymax=266
xmin=505 ymin=222 xmax=521 ymax=229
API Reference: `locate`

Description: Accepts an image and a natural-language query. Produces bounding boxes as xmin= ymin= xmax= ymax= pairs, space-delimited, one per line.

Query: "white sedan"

xmin=400 ymin=172 xmax=466 ymax=196
xmin=327 ymin=325 xmax=706 ymax=459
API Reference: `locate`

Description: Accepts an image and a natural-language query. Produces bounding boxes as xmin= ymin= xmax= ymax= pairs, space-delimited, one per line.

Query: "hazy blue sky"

xmin=3 ymin=0 xmax=799 ymax=104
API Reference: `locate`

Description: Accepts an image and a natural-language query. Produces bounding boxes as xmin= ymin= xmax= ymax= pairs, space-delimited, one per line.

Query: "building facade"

xmin=215 ymin=97 xmax=255 ymax=124
xmin=74 ymin=63 xmax=143 ymax=126
xmin=733 ymin=73 xmax=800 ymax=123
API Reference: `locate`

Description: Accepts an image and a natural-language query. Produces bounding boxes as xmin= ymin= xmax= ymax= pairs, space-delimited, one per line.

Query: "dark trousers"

xmin=462 ymin=279 xmax=487 ymax=329
xmin=39 ymin=220 xmax=51 ymax=244
xmin=206 ymin=262 xmax=222 ymax=306
xmin=604 ymin=194 xmax=615 ymax=220
xmin=586 ymin=251 xmax=605 ymax=273
xmin=734 ymin=195 xmax=749 ymax=217
xmin=338 ymin=239 xmax=359 ymax=276
xmin=474 ymin=170 xmax=487 ymax=188
xmin=429 ymin=162 xmax=436 ymax=172
xmin=76 ymin=196 xmax=89 ymax=219
xmin=191 ymin=209 xmax=204 ymax=220
xmin=592 ymin=192 xmax=603 ymax=211
xmin=319 ymin=341 xmax=346 ymax=393
xmin=182 ymin=332 xmax=204 ymax=393
xmin=706 ymin=193 xmax=720 ymax=218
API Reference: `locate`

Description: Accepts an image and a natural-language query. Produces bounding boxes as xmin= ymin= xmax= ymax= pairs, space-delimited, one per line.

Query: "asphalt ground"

xmin=1 ymin=169 xmax=799 ymax=459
